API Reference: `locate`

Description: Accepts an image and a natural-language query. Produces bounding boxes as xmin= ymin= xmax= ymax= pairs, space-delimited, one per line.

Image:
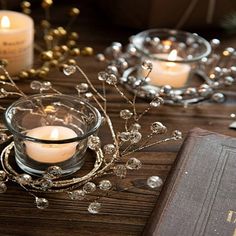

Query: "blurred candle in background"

xmin=0 ymin=10 xmax=34 ymax=75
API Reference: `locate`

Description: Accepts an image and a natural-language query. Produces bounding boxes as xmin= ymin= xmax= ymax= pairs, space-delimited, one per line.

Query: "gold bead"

xmin=21 ymin=1 xmax=31 ymax=8
xmin=23 ymin=8 xmax=31 ymax=15
xmin=0 ymin=59 xmax=8 ymax=67
xmin=28 ymin=69 xmax=37 ymax=77
xmin=53 ymin=51 xmax=62 ymax=59
xmin=57 ymin=27 xmax=67 ymax=36
xmin=49 ymin=59 xmax=58 ymax=67
xmin=41 ymin=20 xmax=50 ymax=29
xmin=52 ymin=29 xmax=60 ymax=37
xmin=0 ymin=75 xmax=6 ymax=80
xmin=81 ymin=47 xmax=94 ymax=56
xmin=42 ymin=0 xmax=53 ymax=8
xmin=41 ymin=66 xmax=50 ymax=73
xmin=60 ymin=45 xmax=69 ymax=53
xmin=69 ymin=32 xmax=79 ymax=40
xmin=67 ymin=59 xmax=76 ymax=65
xmin=69 ymin=8 xmax=80 ymax=17
xmin=41 ymin=51 xmax=53 ymax=61
xmin=67 ymin=40 xmax=77 ymax=48
xmin=70 ymin=48 xmax=80 ymax=56
xmin=58 ymin=64 xmax=68 ymax=72
xmin=53 ymin=46 xmax=61 ymax=52
xmin=19 ymin=71 xmax=29 ymax=79
xmin=37 ymin=70 xmax=47 ymax=78
xmin=44 ymin=35 xmax=53 ymax=42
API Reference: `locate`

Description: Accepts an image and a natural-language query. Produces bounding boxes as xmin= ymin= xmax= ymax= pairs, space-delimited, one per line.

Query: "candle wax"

xmin=25 ymin=126 xmax=78 ymax=163
xmin=146 ymin=53 xmax=191 ymax=88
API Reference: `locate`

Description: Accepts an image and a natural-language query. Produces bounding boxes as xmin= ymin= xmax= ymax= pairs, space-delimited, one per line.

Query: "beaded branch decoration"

xmin=0 ymin=62 xmax=182 ymax=213
xmin=97 ymin=37 xmax=236 ymax=106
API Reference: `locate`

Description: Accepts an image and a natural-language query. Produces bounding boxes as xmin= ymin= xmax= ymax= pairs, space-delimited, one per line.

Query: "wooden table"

xmin=0 ymin=1 xmax=235 ymax=235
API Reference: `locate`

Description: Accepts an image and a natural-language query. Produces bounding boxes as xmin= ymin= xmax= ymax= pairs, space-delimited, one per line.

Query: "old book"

xmin=143 ymin=128 xmax=236 ymax=236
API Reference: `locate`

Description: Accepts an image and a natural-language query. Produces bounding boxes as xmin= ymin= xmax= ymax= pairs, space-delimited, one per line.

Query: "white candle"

xmin=0 ymin=11 xmax=34 ymax=75
xmin=25 ymin=126 xmax=78 ymax=163
xmin=147 ymin=50 xmax=191 ymax=88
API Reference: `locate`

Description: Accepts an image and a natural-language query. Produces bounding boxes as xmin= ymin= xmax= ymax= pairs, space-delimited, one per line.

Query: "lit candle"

xmin=0 ymin=11 xmax=34 ymax=75
xmin=147 ymin=50 xmax=191 ymax=88
xmin=25 ymin=126 xmax=78 ymax=163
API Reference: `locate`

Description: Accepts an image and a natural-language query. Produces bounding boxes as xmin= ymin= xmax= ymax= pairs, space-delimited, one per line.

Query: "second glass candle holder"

xmin=131 ymin=29 xmax=211 ymax=88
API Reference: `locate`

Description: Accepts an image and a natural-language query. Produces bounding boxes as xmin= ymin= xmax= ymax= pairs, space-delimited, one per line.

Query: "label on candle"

xmin=0 ymin=11 xmax=34 ymax=75
xmin=25 ymin=126 xmax=78 ymax=163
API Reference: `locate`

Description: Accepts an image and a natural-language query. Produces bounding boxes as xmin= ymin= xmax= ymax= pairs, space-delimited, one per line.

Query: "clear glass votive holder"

xmin=131 ymin=28 xmax=211 ymax=88
xmin=4 ymin=94 xmax=102 ymax=176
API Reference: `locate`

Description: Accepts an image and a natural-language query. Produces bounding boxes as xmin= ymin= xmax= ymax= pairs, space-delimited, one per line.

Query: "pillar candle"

xmin=0 ymin=11 xmax=34 ymax=75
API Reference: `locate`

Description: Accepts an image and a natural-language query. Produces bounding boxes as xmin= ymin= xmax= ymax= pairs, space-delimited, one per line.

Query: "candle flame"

xmin=1 ymin=16 xmax=10 ymax=29
xmin=50 ymin=128 xmax=59 ymax=140
xmin=168 ymin=49 xmax=177 ymax=61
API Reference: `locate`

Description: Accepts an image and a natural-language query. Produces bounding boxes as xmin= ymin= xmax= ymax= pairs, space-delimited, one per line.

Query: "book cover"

xmin=143 ymin=128 xmax=236 ymax=236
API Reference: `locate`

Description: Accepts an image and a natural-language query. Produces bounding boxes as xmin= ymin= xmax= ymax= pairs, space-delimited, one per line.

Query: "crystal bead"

xmin=117 ymin=58 xmax=128 ymax=70
xmin=160 ymin=85 xmax=172 ymax=95
xmin=111 ymin=42 xmax=122 ymax=49
xmin=88 ymin=201 xmax=101 ymax=214
xmin=210 ymin=38 xmax=220 ymax=48
xmin=118 ymin=132 xmax=131 ymax=142
xmin=126 ymin=158 xmax=142 ymax=170
xmin=212 ymin=93 xmax=225 ymax=103
xmin=130 ymin=123 xmax=141 ymax=131
xmin=147 ymin=176 xmax=163 ymax=188
xmin=40 ymin=178 xmax=53 ymax=190
xmin=99 ymin=180 xmax=112 ymax=191
xmin=76 ymin=83 xmax=89 ymax=93
xmin=35 ymin=197 xmax=49 ymax=210
xmin=120 ymin=109 xmax=133 ymax=120
xmin=130 ymin=131 xmax=142 ymax=144
xmin=172 ymin=130 xmax=182 ymax=140
xmin=106 ymin=65 xmax=118 ymax=76
xmin=103 ymin=144 xmax=116 ymax=155
xmin=0 ymin=182 xmax=7 ymax=193
xmin=63 ymin=65 xmax=76 ymax=76
xmin=224 ymin=76 xmax=234 ymax=86
xmin=0 ymin=132 xmax=8 ymax=144
xmin=96 ymin=53 xmax=105 ymax=62
xmin=106 ymin=74 xmax=117 ymax=85
xmin=83 ymin=182 xmax=96 ymax=194
xmin=185 ymin=87 xmax=197 ymax=96
xmin=113 ymin=165 xmax=127 ymax=178
xmin=17 ymin=174 xmax=32 ymax=185
xmin=98 ymin=71 xmax=109 ymax=81
xmin=45 ymin=166 xmax=62 ymax=179
xmin=88 ymin=135 xmax=101 ymax=150
xmin=0 ymin=171 xmax=6 ymax=181
xmin=151 ymin=122 xmax=167 ymax=134
xmin=85 ymin=92 xmax=93 ymax=99
xmin=0 ymin=88 xmax=8 ymax=97
xmin=150 ymin=97 xmax=164 ymax=107
xmin=68 ymin=190 xmax=86 ymax=200
xmin=126 ymin=44 xmax=137 ymax=56
xmin=142 ymin=60 xmax=153 ymax=70
xmin=41 ymin=81 xmax=52 ymax=90
xmin=30 ymin=80 xmax=42 ymax=90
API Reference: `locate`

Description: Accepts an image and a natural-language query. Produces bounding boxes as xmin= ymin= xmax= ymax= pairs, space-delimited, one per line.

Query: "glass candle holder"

xmin=131 ymin=29 xmax=211 ymax=88
xmin=4 ymin=94 xmax=102 ymax=176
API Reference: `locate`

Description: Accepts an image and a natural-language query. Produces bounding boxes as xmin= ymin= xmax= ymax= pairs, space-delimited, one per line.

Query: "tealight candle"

xmin=148 ymin=50 xmax=191 ymax=88
xmin=0 ymin=11 xmax=34 ymax=75
xmin=25 ymin=126 xmax=78 ymax=163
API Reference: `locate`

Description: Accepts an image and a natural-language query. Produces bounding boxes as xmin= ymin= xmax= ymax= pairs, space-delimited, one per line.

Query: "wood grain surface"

xmin=0 ymin=1 xmax=236 ymax=235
